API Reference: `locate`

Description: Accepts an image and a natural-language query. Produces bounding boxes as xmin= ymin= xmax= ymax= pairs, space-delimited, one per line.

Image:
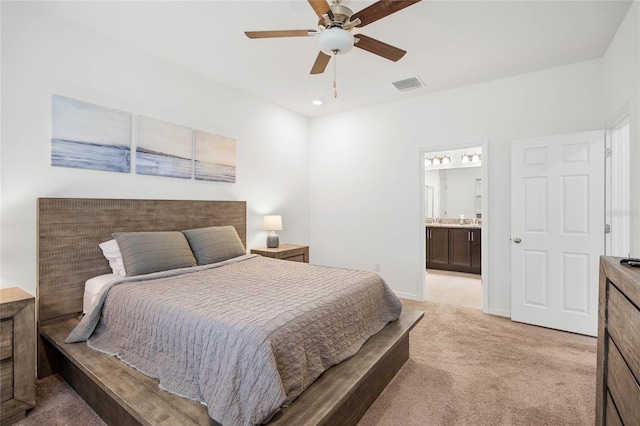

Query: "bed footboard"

xmin=40 ymin=309 xmax=423 ymax=426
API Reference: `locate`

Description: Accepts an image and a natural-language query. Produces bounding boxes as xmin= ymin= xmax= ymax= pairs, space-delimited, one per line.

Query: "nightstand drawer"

xmin=251 ymin=244 xmax=309 ymax=263
xmin=0 ymin=319 xmax=13 ymax=360
xmin=1 ymin=358 xmax=13 ymax=402
xmin=285 ymin=254 xmax=306 ymax=263
xmin=0 ymin=287 xmax=35 ymax=424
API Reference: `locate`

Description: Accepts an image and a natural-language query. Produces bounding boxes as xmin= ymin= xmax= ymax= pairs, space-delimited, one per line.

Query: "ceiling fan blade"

xmin=308 ymin=0 xmax=334 ymax=21
xmin=245 ymin=30 xmax=317 ymax=39
xmin=354 ymin=34 xmax=406 ymax=62
xmin=310 ymin=52 xmax=331 ymax=74
xmin=352 ymin=0 xmax=421 ymax=28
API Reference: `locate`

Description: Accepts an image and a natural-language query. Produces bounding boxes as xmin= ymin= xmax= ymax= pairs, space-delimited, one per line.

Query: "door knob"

xmin=513 ymin=237 xmax=522 ymax=244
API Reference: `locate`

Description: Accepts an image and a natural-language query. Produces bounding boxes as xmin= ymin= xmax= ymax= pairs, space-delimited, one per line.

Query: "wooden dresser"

xmin=0 ymin=287 xmax=36 ymax=425
xmin=596 ymin=257 xmax=640 ymax=425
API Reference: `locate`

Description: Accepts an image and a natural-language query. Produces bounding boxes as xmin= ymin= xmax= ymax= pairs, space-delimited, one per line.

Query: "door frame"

xmin=418 ymin=140 xmax=490 ymax=313
xmin=605 ymin=102 xmax=632 ymax=256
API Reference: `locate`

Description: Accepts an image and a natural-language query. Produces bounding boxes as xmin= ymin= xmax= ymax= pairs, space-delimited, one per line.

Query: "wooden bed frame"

xmin=37 ymin=198 xmax=423 ymax=426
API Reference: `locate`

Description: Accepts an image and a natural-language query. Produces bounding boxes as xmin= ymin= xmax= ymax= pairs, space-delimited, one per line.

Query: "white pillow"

xmin=99 ymin=239 xmax=127 ymax=276
xmin=83 ymin=274 xmax=119 ymax=314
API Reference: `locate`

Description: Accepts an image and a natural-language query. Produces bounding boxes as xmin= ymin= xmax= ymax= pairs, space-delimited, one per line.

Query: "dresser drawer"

xmin=608 ymin=284 xmax=640 ymax=382
xmin=607 ymin=339 xmax=640 ymax=425
xmin=605 ymin=392 xmax=623 ymax=426
xmin=0 ymin=319 xmax=13 ymax=361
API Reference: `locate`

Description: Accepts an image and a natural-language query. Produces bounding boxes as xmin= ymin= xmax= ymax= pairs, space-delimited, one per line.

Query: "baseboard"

xmin=487 ymin=307 xmax=510 ymax=318
xmin=394 ymin=291 xmax=422 ymax=301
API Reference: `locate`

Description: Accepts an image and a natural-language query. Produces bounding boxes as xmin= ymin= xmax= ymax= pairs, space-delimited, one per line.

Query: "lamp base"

xmin=266 ymin=233 xmax=279 ymax=248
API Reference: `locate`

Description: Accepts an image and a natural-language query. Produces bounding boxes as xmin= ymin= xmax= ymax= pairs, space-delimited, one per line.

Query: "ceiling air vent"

xmin=392 ymin=77 xmax=424 ymax=92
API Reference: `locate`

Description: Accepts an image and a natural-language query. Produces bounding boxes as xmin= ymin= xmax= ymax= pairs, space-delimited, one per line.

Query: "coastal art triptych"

xmin=51 ymin=95 xmax=132 ymax=173
xmin=51 ymin=95 xmax=236 ymax=183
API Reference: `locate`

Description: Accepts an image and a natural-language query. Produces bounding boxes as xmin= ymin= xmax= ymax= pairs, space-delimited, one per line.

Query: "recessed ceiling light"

xmin=312 ymin=100 xmax=323 ymax=106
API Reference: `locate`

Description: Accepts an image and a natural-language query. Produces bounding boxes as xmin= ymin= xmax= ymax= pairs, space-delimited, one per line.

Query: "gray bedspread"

xmin=66 ymin=255 xmax=402 ymax=426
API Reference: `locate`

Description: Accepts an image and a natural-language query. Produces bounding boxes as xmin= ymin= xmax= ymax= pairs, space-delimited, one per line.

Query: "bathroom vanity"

xmin=426 ymin=223 xmax=481 ymax=274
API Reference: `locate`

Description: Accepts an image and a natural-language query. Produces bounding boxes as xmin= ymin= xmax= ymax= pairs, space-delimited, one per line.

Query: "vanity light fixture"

xmin=461 ymin=153 xmax=482 ymax=163
xmin=312 ymin=99 xmax=323 ymax=106
xmin=426 ymin=155 xmax=451 ymax=166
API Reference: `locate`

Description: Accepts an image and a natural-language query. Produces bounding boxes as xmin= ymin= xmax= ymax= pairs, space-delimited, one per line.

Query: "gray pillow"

xmin=113 ymin=231 xmax=197 ymax=276
xmin=182 ymin=226 xmax=246 ymax=265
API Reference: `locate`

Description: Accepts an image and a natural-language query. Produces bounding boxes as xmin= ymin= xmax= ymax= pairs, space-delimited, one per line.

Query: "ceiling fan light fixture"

xmin=318 ymin=27 xmax=354 ymax=55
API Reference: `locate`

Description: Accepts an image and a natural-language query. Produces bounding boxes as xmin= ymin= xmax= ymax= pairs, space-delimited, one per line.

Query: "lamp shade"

xmin=318 ymin=27 xmax=354 ymax=55
xmin=263 ymin=215 xmax=283 ymax=231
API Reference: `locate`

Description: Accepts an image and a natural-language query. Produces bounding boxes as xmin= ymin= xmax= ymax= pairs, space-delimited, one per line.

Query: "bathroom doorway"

xmin=419 ymin=143 xmax=488 ymax=311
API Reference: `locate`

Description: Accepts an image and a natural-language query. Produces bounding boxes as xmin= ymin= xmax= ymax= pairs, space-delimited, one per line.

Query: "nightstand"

xmin=251 ymin=244 xmax=309 ymax=263
xmin=0 ymin=287 xmax=35 ymax=425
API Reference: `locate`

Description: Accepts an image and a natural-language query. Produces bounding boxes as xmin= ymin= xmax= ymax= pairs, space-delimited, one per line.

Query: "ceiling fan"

xmin=245 ymin=0 xmax=422 ymax=75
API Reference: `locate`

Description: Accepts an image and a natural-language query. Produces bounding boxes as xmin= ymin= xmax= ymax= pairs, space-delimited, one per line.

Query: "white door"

xmin=511 ymin=131 xmax=604 ymax=336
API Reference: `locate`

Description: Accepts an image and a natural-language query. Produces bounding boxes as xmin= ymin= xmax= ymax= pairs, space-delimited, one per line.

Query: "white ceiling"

xmin=41 ymin=1 xmax=632 ymax=118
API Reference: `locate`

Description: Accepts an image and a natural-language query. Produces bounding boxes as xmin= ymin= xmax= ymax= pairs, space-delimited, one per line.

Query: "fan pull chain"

xmin=332 ymin=51 xmax=338 ymax=98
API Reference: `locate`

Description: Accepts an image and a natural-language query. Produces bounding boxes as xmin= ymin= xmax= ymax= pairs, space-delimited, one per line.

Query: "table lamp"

xmin=263 ymin=215 xmax=283 ymax=248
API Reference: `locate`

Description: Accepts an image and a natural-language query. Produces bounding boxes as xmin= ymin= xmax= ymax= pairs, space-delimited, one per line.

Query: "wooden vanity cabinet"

xmin=450 ymin=228 xmax=472 ymax=270
xmin=426 ymin=227 xmax=481 ymax=275
xmin=426 ymin=227 xmax=449 ymax=269
xmin=471 ymin=229 xmax=481 ymax=273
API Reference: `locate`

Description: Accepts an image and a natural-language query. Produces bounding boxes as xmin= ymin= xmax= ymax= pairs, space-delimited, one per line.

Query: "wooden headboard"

xmin=37 ymin=198 xmax=247 ymax=324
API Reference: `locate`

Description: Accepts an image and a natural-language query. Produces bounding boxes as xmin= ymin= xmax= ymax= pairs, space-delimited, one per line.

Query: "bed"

xmin=37 ymin=198 xmax=423 ymax=425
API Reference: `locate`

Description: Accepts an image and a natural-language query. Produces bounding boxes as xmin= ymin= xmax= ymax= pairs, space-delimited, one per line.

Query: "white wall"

xmin=309 ymin=60 xmax=604 ymax=314
xmin=0 ymin=3 xmax=310 ymax=295
xmin=602 ymin=1 xmax=640 ymax=257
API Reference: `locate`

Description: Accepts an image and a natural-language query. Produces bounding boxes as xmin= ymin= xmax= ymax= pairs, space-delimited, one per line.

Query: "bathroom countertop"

xmin=425 ymin=223 xmax=481 ymax=229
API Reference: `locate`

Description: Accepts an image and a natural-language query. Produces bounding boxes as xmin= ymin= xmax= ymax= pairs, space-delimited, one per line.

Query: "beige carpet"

xmin=17 ymin=300 xmax=596 ymax=426
xmin=15 ymin=373 xmax=105 ymax=426
xmin=358 ymin=300 xmax=597 ymax=426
